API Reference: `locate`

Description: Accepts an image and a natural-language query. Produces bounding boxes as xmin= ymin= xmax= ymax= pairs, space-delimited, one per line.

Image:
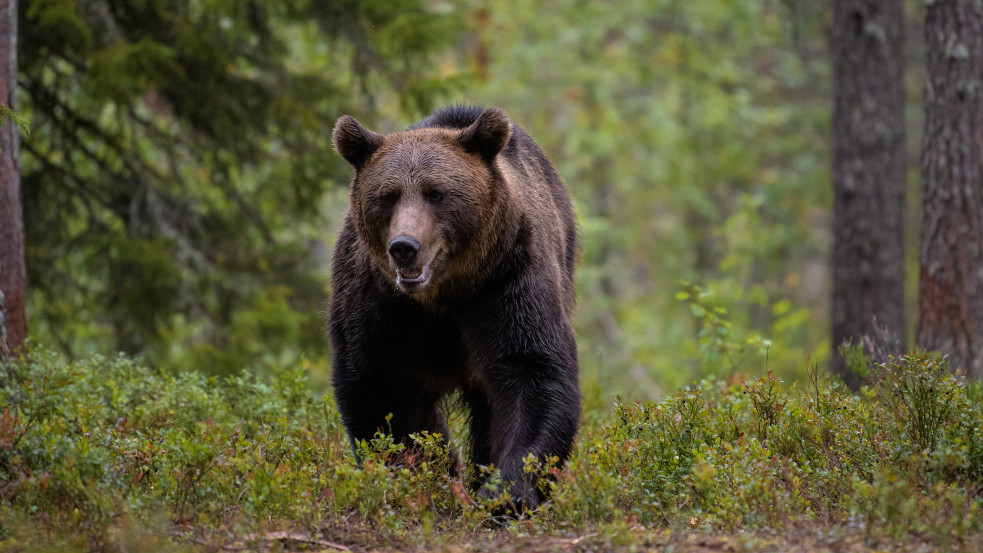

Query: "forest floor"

xmin=2 ymin=350 xmax=981 ymax=553
xmin=187 ymin=522 xmax=965 ymax=553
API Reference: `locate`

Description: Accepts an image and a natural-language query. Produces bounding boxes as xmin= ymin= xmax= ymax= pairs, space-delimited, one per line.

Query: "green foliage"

xmin=676 ymin=281 xmax=772 ymax=375
xmin=0 ymin=105 xmax=30 ymax=154
xmin=553 ymin=353 xmax=983 ymax=539
xmin=18 ymin=0 xmax=466 ymax=373
xmin=0 ymin=347 xmax=518 ymax=548
xmin=872 ymin=353 xmax=958 ymax=453
xmin=838 ymin=340 xmax=872 ymax=382
xmin=2 ymin=346 xmax=981 ymax=551
xmin=460 ymin=0 xmax=830 ymax=392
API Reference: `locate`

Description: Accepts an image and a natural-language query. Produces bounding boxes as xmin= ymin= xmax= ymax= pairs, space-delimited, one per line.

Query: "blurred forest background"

xmin=8 ymin=0 xmax=929 ymax=398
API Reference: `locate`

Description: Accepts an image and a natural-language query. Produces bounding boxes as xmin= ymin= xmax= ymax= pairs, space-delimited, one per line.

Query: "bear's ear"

xmin=333 ymin=115 xmax=385 ymax=171
xmin=458 ymin=107 xmax=511 ymax=163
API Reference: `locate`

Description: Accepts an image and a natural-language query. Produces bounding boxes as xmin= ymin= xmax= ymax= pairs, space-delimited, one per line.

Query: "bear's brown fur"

xmin=329 ymin=105 xmax=579 ymax=509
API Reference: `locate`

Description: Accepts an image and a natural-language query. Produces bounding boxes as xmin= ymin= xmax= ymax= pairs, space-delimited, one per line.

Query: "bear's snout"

xmin=387 ymin=235 xmax=421 ymax=267
xmin=388 ymin=234 xmax=433 ymax=292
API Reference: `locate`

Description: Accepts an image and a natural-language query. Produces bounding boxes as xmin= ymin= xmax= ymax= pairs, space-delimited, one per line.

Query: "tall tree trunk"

xmin=0 ymin=0 xmax=26 ymax=360
xmin=830 ymin=0 xmax=906 ymax=388
xmin=917 ymin=0 xmax=983 ymax=377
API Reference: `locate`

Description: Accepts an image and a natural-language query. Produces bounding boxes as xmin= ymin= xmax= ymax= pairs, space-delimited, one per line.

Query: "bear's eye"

xmin=379 ymin=191 xmax=400 ymax=206
xmin=425 ymin=190 xmax=444 ymax=205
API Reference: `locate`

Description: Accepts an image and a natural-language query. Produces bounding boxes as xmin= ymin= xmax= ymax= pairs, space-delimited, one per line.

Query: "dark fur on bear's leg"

xmin=329 ymin=105 xmax=580 ymax=515
xmin=460 ymin=273 xmax=580 ymax=512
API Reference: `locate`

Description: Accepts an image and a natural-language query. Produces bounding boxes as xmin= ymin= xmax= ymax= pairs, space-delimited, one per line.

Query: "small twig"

xmin=563 ymin=532 xmax=599 ymax=548
xmin=239 ymin=531 xmax=350 ymax=551
xmin=186 ymin=536 xmax=241 ymax=551
xmin=186 ymin=531 xmax=350 ymax=551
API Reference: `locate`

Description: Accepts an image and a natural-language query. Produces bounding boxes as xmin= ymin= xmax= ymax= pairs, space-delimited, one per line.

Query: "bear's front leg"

xmin=329 ymin=278 xmax=460 ymax=467
xmin=333 ymin=376 xmax=452 ymax=465
xmin=464 ymin=281 xmax=581 ymax=510
xmin=483 ymin=353 xmax=580 ymax=509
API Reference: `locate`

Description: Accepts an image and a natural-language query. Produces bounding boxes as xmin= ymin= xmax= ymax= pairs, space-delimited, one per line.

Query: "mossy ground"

xmin=1 ymin=348 xmax=981 ymax=552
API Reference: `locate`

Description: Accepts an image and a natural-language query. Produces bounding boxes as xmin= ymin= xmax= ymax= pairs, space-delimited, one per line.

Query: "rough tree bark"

xmin=917 ymin=0 xmax=983 ymax=377
xmin=0 ymin=0 xmax=26 ymax=360
xmin=831 ymin=0 xmax=906 ymax=387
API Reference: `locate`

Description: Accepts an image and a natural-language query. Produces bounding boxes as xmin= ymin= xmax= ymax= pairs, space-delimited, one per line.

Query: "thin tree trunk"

xmin=917 ymin=0 xmax=983 ymax=377
xmin=0 ymin=0 xmax=26 ymax=360
xmin=831 ymin=0 xmax=906 ymax=387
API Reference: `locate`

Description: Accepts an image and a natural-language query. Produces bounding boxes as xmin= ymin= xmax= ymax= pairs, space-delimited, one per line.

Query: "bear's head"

xmin=333 ymin=107 xmax=512 ymax=302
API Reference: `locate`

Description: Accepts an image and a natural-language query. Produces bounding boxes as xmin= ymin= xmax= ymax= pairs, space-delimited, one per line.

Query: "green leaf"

xmin=0 ymin=105 xmax=30 ymax=152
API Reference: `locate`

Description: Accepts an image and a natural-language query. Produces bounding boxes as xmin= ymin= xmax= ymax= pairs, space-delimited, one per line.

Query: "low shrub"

xmin=1 ymin=346 xmax=981 ymax=551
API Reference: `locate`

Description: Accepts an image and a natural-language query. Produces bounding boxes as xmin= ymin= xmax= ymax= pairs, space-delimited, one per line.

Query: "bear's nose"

xmin=387 ymin=235 xmax=421 ymax=267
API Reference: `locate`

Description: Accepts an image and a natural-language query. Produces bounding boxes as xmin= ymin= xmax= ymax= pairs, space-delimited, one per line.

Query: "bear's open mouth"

xmin=396 ymin=262 xmax=432 ymax=288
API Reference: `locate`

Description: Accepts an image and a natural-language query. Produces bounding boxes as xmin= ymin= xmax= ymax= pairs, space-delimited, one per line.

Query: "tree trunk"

xmin=917 ymin=0 xmax=983 ymax=377
xmin=830 ymin=0 xmax=907 ymax=387
xmin=0 ymin=0 xmax=26 ymax=360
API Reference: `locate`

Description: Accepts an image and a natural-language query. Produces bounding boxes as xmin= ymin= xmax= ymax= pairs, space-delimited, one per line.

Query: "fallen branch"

xmin=238 ymin=531 xmax=349 ymax=551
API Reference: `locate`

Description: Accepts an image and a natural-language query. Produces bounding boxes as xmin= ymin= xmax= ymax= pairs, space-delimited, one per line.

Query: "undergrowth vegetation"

xmin=1 ymin=347 xmax=981 ymax=551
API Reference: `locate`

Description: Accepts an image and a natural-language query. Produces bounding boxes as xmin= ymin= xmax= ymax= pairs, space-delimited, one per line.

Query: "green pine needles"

xmin=0 ymin=105 xmax=29 ymax=153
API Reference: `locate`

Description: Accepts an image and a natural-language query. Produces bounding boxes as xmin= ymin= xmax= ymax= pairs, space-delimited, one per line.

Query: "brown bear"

xmin=329 ymin=105 xmax=579 ymax=510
